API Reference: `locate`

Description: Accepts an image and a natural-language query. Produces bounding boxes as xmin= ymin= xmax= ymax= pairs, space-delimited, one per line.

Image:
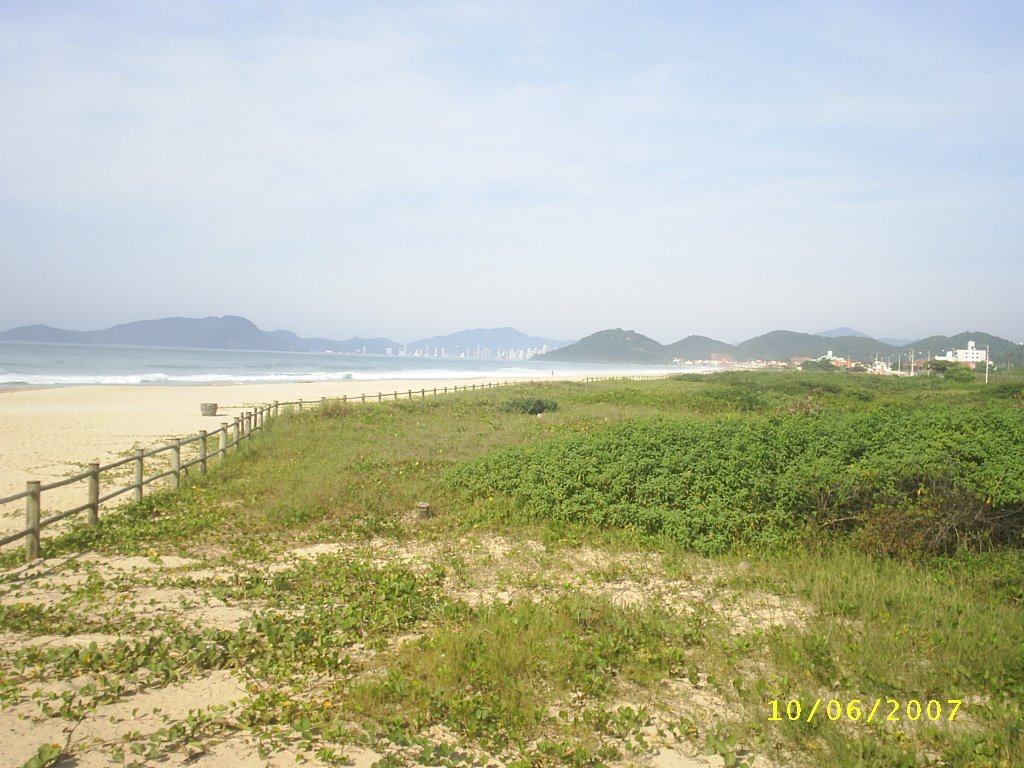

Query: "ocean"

xmin=0 ymin=342 xmax=694 ymax=388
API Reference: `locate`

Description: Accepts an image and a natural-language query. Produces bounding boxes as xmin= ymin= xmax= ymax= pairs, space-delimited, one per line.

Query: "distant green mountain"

xmin=734 ymin=330 xmax=895 ymax=361
xmin=664 ymin=335 xmax=735 ymax=360
xmin=538 ymin=329 xmax=669 ymax=364
xmin=539 ymin=327 xmax=1020 ymax=366
xmin=816 ymin=326 xmax=870 ymax=338
xmin=905 ymin=332 xmax=1023 ymax=369
xmin=902 ymin=332 xmax=1014 ymax=357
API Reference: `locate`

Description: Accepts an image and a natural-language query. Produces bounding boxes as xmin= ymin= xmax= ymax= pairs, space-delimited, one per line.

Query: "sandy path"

xmin=0 ymin=377 xmax=518 ymax=536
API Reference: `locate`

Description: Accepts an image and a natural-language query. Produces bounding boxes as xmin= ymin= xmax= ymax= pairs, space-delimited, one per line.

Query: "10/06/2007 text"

xmin=769 ymin=699 xmax=962 ymax=723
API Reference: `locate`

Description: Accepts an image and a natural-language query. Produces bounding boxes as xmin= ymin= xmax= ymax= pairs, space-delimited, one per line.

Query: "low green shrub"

xmin=500 ymin=397 xmax=559 ymax=415
xmin=447 ymin=405 xmax=1024 ymax=556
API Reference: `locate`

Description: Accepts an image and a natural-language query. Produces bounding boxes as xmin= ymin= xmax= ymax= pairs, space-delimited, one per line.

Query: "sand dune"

xmin=0 ymin=378 xmax=516 ymax=537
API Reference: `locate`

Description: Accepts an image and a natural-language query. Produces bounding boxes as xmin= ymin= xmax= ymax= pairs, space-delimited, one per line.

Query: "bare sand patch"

xmin=119 ymin=586 xmax=251 ymax=631
xmin=0 ymin=632 xmax=119 ymax=650
xmin=0 ymin=671 xmax=244 ymax=768
xmin=0 ymin=531 xmax=814 ymax=765
xmin=285 ymin=535 xmax=813 ymax=639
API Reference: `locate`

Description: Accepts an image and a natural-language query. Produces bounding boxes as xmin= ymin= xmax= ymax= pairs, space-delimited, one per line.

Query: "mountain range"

xmin=538 ymin=328 xmax=1024 ymax=366
xmin=1 ymin=316 xmax=1020 ymax=366
xmin=0 ymin=316 xmax=571 ymax=357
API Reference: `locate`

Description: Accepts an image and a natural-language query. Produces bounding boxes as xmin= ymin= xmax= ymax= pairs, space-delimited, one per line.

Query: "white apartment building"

xmin=938 ymin=340 xmax=988 ymax=365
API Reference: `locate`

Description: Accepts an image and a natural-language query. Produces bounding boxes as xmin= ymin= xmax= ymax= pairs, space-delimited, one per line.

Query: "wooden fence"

xmin=0 ymin=376 xmax=669 ymax=562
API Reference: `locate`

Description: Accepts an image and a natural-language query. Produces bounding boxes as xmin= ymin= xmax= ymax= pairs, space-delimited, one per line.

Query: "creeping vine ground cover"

xmin=2 ymin=372 xmax=1023 ymax=767
xmin=447 ymin=404 xmax=1024 ymax=556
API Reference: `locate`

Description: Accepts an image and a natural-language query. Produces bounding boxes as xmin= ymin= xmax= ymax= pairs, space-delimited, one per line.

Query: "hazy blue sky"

xmin=2 ymin=1 xmax=1022 ymax=344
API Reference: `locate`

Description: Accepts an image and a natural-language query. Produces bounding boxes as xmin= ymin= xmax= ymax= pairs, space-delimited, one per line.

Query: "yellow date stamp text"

xmin=768 ymin=698 xmax=962 ymax=724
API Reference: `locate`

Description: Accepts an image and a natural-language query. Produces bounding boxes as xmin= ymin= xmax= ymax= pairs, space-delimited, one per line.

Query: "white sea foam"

xmin=0 ymin=372 xmax=352 ymax=386
xmin=0 ymin=343 xmax=691 ymax=388
xmin=0 ymin=367 xmax=580 ymax=387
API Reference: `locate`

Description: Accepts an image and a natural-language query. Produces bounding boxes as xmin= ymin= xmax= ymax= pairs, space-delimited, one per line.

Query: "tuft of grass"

xmin=348 ymin=592 xmax=706 ymax=751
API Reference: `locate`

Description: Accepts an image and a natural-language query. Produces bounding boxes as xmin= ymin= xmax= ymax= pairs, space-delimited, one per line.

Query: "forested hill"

xmin=539 ymin=328 xmax=1022 ymax=365
xmin=535 ymin=329 xmax=668 ymax=364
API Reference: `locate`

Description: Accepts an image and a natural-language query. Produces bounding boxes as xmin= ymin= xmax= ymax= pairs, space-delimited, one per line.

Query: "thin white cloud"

xmin=0 ymin=2 xmax=1021 ymax=342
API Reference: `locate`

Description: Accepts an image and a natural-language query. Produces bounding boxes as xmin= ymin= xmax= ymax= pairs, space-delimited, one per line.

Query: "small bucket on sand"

xmin=200 ymin=403 xmax=218 ymax=416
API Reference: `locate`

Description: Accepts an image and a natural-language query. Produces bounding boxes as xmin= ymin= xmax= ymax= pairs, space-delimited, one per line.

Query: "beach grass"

xmin=1 ymin=373 xmax=1023 ymax=766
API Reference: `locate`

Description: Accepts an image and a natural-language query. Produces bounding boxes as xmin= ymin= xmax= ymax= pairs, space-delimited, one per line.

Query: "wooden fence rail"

xmin=0 ymin=402 xmax=273 ymax=559
xmin=0 ymin=375 xmax=670 ymax=562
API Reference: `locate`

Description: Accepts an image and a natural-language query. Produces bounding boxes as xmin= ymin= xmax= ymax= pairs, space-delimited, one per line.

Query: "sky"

xmin=1 ymin=1 xmax=1022 ymax=345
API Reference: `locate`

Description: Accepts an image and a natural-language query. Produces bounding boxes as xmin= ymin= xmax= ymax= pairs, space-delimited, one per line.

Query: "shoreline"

xmin=0 ymin=377 xmax=538 ymax=532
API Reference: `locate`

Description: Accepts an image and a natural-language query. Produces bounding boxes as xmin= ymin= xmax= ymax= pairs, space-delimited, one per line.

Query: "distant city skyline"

xmin=2 ymin=2 xmax=1022 ymax=344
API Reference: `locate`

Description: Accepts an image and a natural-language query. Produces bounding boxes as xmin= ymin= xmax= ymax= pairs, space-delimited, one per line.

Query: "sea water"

xmin=0 ymin=342 xmax=693 ymax=388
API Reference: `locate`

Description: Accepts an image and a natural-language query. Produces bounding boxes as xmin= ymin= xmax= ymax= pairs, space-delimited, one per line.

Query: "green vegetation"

xmin=448 ymin=401 xmax=1024 ymax=557
xmin=944 ymin=364 xmax=978 ymax=383
xmin=798 ymin=358 xmax=837 ymax=372
xmin=538 ymin=328 xmax=669 ymax=364
xmin=500 ymin=397 xmax=559 ymax=415
xmin=1 ymin=371 xmax=1023 ymax=766
xmin=541 ymin=326 xmax=1024 ymax=367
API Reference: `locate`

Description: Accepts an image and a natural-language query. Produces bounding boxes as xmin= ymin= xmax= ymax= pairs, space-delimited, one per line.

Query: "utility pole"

xmin=985 ymin=344 xmax=991 ymax=384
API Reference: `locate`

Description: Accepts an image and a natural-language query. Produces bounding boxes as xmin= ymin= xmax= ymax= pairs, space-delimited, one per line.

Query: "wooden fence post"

xmin=26 ymin=481 xmax=41 ymax=562
xmin=87 ymin=463 xmax=100 ymax=526
xmin=298 ymin=399 xmax=303 ymax=412
xmin=407 ymin=390 xmax=412 ymax=399
xmin=134 ymin=449 xmax=144 ymax=501
xmin=232 ymin=417 xmax=240 ymax=449
xmin=421 ymin=389 xmax=426 ymax=398
xmin=170 ymin=439 xmax=181 ymax=489
xmin=219 ymin=424 xmax=228 ymax=460
xmin=272 ymin=400 xmax=279 ymax=417
xmin=199 ymin=430 xmax=208 ymax=476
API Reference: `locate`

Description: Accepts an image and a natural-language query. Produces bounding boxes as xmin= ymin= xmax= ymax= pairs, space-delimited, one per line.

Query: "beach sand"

xmin=0 ymin=377 xmax=521 ymax=537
